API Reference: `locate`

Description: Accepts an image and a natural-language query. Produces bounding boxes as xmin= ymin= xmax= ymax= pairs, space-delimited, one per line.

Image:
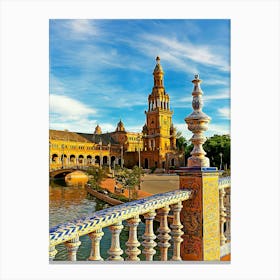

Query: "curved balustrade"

xmin=49 ymin=189 xmax=192 ymax=261
xmin=218 ymin=177 xmax=231 ymax=257
xmin=218 ymin=176 xmax=231 ymax=189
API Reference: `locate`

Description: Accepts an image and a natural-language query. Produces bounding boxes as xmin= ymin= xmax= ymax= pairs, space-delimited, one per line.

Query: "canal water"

xmin=49 ymin=179 xmax=169 ymax=261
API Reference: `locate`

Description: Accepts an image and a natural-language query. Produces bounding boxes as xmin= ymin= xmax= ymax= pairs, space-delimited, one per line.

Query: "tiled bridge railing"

xmin=218 ymin=177 xmax=231 ymax=258
xmin=49 ymin=189 xmax=193 ymax=261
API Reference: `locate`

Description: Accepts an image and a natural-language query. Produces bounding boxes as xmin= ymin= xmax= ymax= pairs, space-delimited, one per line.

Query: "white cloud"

xmin=68 ymin=19 xmax=99 ymax=40
xmin=175 ymin=91 xmax=230 ymax=107
xmin=204 ymin=92 xmax=230 ymax=101
xmin=218 ymin=107 xmax=230 ymax=119
xmin=50 ymin=94 xmax=97 ymax=121
xmin=206 ymin=123 xmax=230 ymax=136
xmin=135 ymin=33 xmax=229 ymax=72
xmin=174 ymin=122 xmax=230 ymax=139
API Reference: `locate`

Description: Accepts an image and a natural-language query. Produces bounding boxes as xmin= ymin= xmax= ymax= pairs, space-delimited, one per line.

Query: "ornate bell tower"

xmin=142 ymin=56 xmax=177 ymax=169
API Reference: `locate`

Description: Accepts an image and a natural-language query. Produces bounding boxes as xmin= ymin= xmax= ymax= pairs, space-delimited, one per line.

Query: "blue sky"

xmin=49 ymin=19 xmax=230 ymax=139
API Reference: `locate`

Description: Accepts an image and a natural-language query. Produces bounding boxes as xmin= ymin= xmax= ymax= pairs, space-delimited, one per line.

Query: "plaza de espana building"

xmin=49 ymin=57 xmax=183 ymax=171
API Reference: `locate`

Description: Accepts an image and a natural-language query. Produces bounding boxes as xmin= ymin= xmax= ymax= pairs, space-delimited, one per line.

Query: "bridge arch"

xmin=103 ymin=156 xmax=108 ymax=165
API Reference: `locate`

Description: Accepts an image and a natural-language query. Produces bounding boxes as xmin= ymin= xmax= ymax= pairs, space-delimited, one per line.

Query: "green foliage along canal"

xmin=49 ymin=179 xmax=168 ymax=261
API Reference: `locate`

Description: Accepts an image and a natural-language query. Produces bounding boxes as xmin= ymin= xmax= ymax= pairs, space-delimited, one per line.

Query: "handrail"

xmin=49 ymin=189 xmax=193 ymax=248
xmin=218 ymin=176 xmax=231 ymax=189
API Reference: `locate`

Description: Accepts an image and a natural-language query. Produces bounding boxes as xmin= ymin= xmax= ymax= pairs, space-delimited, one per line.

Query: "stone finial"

xmin=184 ymin=74 xmax=211 ymax=167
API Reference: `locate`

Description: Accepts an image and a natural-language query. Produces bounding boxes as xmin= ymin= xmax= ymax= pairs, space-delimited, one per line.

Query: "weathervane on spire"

xmin=156 ymin=56 xmax=160 ymax=64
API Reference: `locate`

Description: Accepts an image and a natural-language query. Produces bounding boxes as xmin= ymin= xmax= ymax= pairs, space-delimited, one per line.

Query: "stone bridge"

xmin=49 ymin=168 xmax=86 ymax=179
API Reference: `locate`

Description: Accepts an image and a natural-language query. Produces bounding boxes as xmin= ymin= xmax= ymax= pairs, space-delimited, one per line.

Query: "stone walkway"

xmin=100 ymin=174 xmax=179 ymax=199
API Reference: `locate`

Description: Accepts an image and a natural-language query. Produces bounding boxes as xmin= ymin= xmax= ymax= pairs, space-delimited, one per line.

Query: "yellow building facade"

xmin=49 ymin=57 xmax=181 ymax=171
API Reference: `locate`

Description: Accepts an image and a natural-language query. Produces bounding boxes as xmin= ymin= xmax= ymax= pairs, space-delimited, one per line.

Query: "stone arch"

xmin=95 ymin=155 xmax=100 ymax=165
xmin=78 ymin=155 xmax=84 ymax=164
xmin=111 ymin=156 xmax=116 ymax=165
xmin=70 ymin=155 xmax=76 ymax=166
xmin=171 ymin=158 xmax=175 ymax=166
xmin=52 ymin=154 xmax=58 ymax=163
xmin=86 ymin=155 xmax=92 ymax=165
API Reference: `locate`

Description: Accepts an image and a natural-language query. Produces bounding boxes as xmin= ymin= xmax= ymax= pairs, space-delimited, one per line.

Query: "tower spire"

xmin=153 ymin=56 xmax=164 ymax=88
xmin=185 ymin=74 xmax=211 ymax=167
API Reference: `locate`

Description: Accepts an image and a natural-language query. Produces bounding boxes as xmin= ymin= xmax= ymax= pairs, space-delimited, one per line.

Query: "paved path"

xmin=100 ymin=174 xmax=179 ymax=199
xmin=141 ymin=174 xmax=179 ymax=194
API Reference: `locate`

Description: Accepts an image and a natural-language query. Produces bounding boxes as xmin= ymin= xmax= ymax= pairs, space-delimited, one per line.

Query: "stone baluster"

xmin=64 ymin=235 xmax=81 ymax=261
xmin=225 ymin=190 xmax=231 ymax=242
xmin=49 ymin=246 xmax=57 ymax=261
xmin=88 ymin=228 xmax=104 ymax=261
xmin=157 ymin=206 xmax=171 ymax=261
xmin=142 ymin=210 xmax=157 ymax=261
xmin=125 ymin=216 xmax=141 ymax=261
xmin=219 ymin=188 xmax=227 ymax=246
xmin=170 ymin=202 xmax=183 ymax=261
xmin=107 ymin=222 xmax=124 ymax=261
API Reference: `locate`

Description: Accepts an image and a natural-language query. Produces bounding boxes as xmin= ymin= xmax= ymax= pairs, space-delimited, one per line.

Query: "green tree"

xmin=203 ymin=134 xmax=231 ymax=171
xmin=115 ymin=166 xmax=144 ymax=200
xmin=86 ymin=166 xmax=107 ymax=188
xmin=175 ymin=132 xmax=231 ymax=173
xmin=176 ymin=130 xmax=193 ymax=164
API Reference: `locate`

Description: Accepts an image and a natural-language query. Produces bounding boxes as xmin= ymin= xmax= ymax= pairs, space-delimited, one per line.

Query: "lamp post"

xmin=99 ymin=141 xmax=102 ymax=167
xmin=137 ymin=134 xmax=141 ymax=168
xmin=108 ymin=143 xmax=111 ymax=173
xmin=61 ymin=144 xmax=65 ymax=169
xmin=121 ymin=145 xmax=123 ymax=168
xmin=166 ymin=153 xmax=169 ymax=173
xmin=219 ymin=152 xmax=223 ymax=170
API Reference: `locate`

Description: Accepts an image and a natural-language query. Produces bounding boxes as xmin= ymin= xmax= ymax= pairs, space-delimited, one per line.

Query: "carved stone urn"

xmin=185 ymin=74 xmax=211 ymax=167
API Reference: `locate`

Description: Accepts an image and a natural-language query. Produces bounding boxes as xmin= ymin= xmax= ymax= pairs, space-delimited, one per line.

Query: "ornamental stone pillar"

xmin=178 ymin=75 xmax=220 ymax=261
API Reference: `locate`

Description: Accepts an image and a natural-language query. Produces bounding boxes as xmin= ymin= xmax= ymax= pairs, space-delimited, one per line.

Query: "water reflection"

xmin=49 ymin=179 xmax=168 ymax=261
xmin=49 ymin=179 xmax=105 ymax=228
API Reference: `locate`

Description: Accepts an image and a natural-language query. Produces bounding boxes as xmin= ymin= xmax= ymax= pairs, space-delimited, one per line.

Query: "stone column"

xmin=178 ymin=74 xmax=220 ymax=261
xmin=125 ymin=216 xmax=141 ymax=261
xmin=64 ymin=235 xmax=81 ymax=261
xmin=49 ymin=246 xmax=57 ymax=261
xmin=88 ymin=229 xmax=104 ymax=261
xmin=157 ymin=206 xmax=171 ymax=261
xmin=179 ymin=168 xmax=220 ymax=261
xmin=107 ymin=222 xmax=124 ymax=261
xmin=170 ymin=202 xmax=184 ymax=261
xmin=142 ymin=210 xmax=157 ymax=261
xmin=219 ymin=188 xmax=227 ymax=246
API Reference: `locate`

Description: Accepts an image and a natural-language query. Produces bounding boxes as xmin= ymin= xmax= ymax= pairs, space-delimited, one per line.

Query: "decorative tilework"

xmin=49 ymin=189 xmax=192 ymax=247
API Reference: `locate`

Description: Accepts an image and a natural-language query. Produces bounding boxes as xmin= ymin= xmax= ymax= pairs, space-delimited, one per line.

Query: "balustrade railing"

xmin=49 ymin=189 xmax=192 ymax=262
xmin=218 ymin=176 xmax=231 ymax=257
xmin=50 ymin=177 xmax=231 ymax=261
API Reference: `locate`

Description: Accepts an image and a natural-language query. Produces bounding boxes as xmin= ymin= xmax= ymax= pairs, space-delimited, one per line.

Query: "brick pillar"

xmin=178 ymin=167 xmax=220 ymax=261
